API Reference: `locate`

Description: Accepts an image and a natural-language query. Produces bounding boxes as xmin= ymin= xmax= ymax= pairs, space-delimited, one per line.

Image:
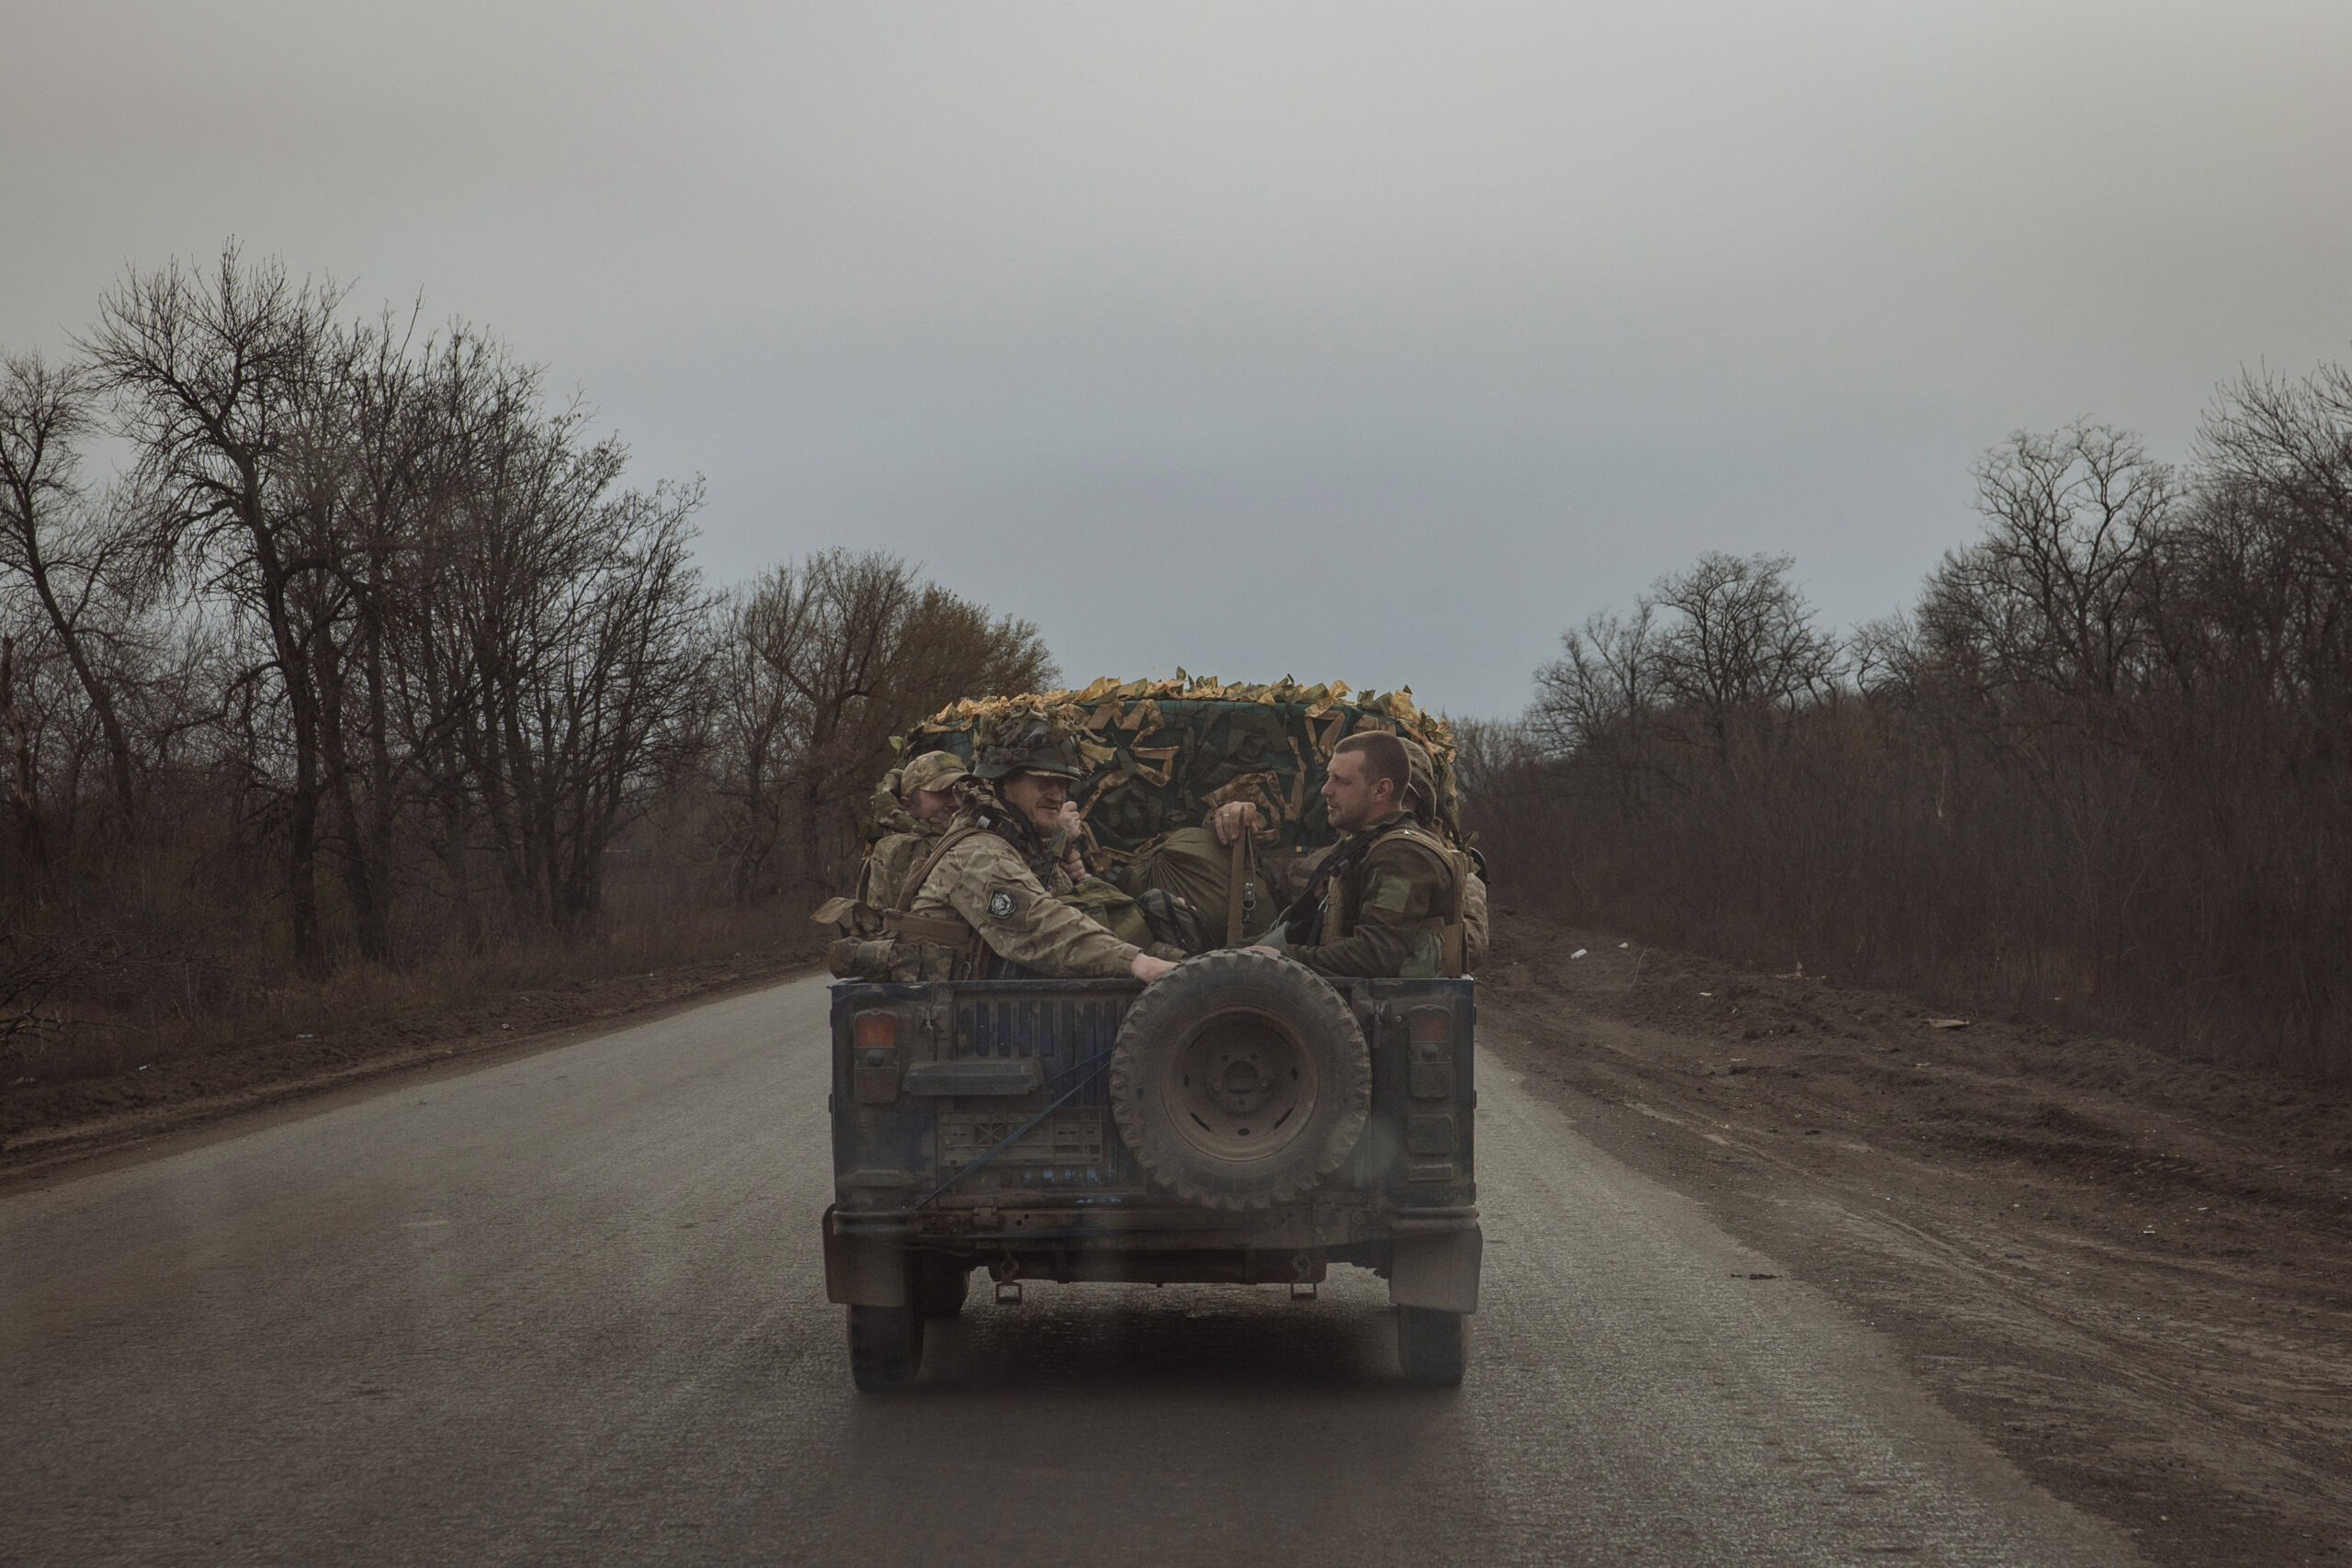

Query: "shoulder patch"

xmin=1367 ymin=869 xmax=1413 ymax=913
xmin=987 ymin=889 xmax=1016 ymax=919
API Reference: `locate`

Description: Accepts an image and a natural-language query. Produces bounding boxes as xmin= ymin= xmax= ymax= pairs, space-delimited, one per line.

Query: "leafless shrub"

xmin=1473 ymin=368 xmax=2352 ymax=1079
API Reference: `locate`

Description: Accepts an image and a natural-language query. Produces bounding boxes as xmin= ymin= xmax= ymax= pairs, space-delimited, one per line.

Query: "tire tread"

xmin=848 ymin=1304 xmax=923 ymax=1392
xmin=1108 ymin=951 xmax=1371 ymax=1210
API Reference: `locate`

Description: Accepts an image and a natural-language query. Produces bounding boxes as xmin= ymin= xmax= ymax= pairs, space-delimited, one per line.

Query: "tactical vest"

xmin=822 ymin=797 xmax=1088 ymax=981
xmin=819 ymin=822 xmax=990 ymax=982
xmin=856 ymin=819 xmax=944 ymax=909
xmin=1323 ymin=816 xmax=1472 ymax=978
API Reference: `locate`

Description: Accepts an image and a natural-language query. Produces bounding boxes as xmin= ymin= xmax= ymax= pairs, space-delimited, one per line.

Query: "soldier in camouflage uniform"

xmin=1398 ymin=736 xmax=1488 ymax=974
xmin=1251 ymin=730 xmax=1469 ymax=978
xmin=856 ymin=750 xmax=969 ymax=908
xmin=898 ymin=720 xmax=1178 ymax=983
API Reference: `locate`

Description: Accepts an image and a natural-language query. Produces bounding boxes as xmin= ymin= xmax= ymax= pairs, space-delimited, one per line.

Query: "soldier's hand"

xmin=1129 ymin=952 xmax=1178 ymax=983
xmin=1061 ymin=850 xmax=1089 ymax=882
xmin=1212 ymin=800 xmax=1258 ymax=846
xmin=1246 ymin=944 xmax=1283 ymax=958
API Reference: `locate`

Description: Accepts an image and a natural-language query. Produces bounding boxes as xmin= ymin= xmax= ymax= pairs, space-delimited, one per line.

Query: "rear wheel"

xmin=910 ymin=1254 xmax=970 ymax=1320
xmin=1397 ymin=1306 xmax=1467 ymax=1386
xmin=848 ymin=1304 xmax=923 ymax=1392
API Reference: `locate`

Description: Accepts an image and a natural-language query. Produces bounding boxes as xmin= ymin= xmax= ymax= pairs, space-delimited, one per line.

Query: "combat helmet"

xmin=971 ymin=714 xmax=1083 ymax=781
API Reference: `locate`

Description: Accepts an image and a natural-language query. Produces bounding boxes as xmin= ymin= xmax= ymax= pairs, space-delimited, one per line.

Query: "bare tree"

xmin=1650 ymin=551 xmax=1841 ymax=763
xmin=411 ymin=368 xmax=709 ymax=932
xmin=0 ymin=353 xmax=144 ymax=830
xmin=1531 ymin=600 xmax=1665 ymax=814
xmin=1449 ymin=715 xmax=1545 ymax=852
xmin=1532 ymin=602 xmax=1657 ymax=754
xmin=506 ymin=481 xmax=707 ymax=928
xmin=376 ymin=329 xmax=545 ymax=948
xmin=83 ymin=246 xmax=346 ymax=967
xmin=0 ymin=633 xmax=44 ymax=872
xmin=1921 ymin=423 xmax=2175 ymax=711
xmin=714 ymin=550 xmax=1054 ymax=897
xmin=2185 ymin=365 xmax=2352 ymax=720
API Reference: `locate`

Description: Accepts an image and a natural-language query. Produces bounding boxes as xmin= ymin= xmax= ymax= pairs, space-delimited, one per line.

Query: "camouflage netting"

xmin=892 ymin=673 xmax=1462 ymax=861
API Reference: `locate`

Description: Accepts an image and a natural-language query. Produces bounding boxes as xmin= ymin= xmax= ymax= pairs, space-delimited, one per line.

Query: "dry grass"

xmin=1471 ymin=704 xmax=2352 ymax=1083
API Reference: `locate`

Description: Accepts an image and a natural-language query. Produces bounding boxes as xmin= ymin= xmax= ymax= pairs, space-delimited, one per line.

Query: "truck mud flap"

xmin=822 ymin=1206 xmax=908 ymax=1307
xmin=1388 ymin=1224 xmax=1481 ymax=1314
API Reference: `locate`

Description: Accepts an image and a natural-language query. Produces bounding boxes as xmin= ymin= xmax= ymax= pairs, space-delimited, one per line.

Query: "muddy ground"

xmin=1481 ymin=908 xmax=2352 ymax=1568
xmin=0 ymin=952 xmax=811 ymax=1179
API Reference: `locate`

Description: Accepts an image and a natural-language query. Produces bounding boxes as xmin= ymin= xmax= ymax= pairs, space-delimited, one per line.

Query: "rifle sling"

xmin=1225 ymin=828 xmax=1260 ymax=947
xmin=895 ymin=823 xmax=986 ymax=915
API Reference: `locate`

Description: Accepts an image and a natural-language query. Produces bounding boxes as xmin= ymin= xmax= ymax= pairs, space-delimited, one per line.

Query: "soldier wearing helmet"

xmin=891 ymin=716 xmax=1177 ymax=982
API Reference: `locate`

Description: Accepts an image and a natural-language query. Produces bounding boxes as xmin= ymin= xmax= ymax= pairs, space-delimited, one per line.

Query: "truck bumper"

xmin=824 ymin=1203 xmax=1482 ymax=1313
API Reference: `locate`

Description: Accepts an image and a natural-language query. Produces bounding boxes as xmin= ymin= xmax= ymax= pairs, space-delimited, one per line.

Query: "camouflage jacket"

xmin=902 ymin=808 xmax=1139 ymax=978
xmin=1282 ymin=811 xmax=1469 ymax=978
xmin=858 ymin=816 xmax=950 ymax=908
xmin=1462 ymin=864 xmax=1489 ymax=974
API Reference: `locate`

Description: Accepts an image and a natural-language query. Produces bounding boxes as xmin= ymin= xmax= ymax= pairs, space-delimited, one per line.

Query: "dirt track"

xmin=1480 ymin=910 xmax=2352 ymax=1567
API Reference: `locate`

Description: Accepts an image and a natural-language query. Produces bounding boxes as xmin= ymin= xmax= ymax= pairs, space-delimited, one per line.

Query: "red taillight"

xmin=1407 ymin=1007 xmax=1451 ymax=1046
xmin=852 ymin=1011 xmax=900 ymax=1105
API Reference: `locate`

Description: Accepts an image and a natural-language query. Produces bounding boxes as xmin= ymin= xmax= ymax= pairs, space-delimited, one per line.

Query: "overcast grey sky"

xmin=6 ymin=2 xmax=2349 ymax=716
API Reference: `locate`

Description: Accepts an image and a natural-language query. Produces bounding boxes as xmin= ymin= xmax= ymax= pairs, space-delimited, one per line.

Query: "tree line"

xmin=0 ymin=246 xmax=1046 ymax=1057
xmin=1464 ymin=360 xmax=2352 ymax=1079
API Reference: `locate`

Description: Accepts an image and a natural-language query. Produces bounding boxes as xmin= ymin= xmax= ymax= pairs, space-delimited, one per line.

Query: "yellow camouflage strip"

xmin=888 ymin=674 xmax=1464 ymax=857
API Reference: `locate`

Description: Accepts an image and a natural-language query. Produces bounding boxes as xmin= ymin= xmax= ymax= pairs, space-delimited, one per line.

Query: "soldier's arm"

xmin=1284 ymin=840 xmax=1444 ymax=978
xmin=1463 ymin=871 xmax=1489 ymax=974
xmin=935 ymin=837 xmax=1142 ymax=979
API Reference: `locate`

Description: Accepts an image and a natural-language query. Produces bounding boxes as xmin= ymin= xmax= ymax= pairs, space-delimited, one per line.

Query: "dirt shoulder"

xmin=1480 ymin=909 xmax=2352 ymax=1568
xmin=0 ymin=951 xmax=814 ymax=1183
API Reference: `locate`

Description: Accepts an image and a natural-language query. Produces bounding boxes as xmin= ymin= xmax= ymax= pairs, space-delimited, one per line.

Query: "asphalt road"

xmin=0 ymin=973 xmax=2143 ymax=1567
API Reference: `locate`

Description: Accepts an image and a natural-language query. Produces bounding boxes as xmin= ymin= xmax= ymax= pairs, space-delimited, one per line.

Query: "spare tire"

xmin=1108 ymin=950 xmax=1371 ymax=1210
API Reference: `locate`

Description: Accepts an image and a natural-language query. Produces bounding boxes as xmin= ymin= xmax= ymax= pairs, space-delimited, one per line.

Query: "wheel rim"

xmin=1159 ymin=1005 xmax=1320 ymax=1164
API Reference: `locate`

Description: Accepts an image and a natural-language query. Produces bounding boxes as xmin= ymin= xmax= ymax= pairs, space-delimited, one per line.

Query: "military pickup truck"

xmin=821 ymin=950 xmax=1481 ymax=1389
